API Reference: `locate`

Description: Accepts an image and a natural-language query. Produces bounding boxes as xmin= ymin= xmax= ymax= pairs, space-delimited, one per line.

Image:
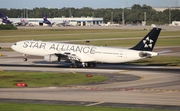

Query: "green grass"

xmin=129 ymin=56 xmax=180 ymax=66
xmin=0 ymin=103 xmax=170 ymax=111
xmin=0 ymin=29 xmax=180 ymax=42
xmin=0 ymin=71 xmax=107 ymax=88
xmin=0 ymin=29 xmax=179 ymax=47
xmin=73 ymin=37 xmax=180 ymax=47
xmin=0 ymin=48 xmax=13 ymax=51
xmin=0 ymin=29 xmax=144 ymax=42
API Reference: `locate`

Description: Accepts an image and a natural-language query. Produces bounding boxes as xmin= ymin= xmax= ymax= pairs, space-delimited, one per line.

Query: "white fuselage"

xmin=11 ymin=40 xmax=158 ymax=63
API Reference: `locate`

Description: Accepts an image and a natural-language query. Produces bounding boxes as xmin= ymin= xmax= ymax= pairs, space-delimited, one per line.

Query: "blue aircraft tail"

xmin=1 ymin=12 xmax=7 ymax=19
xmin=42 ymin=13 xmax=48 ymax=21
xmin=1 ymin=12 xmax=12 ymax=24
xmin=131 ymin=28 xmax=161 ymax=51
xmin=42 ymin=13 xmax=52 ymax=26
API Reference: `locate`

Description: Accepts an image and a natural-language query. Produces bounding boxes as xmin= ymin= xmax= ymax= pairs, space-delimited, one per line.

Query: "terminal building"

xmin=153 ymin=6 xmax=180 ymax=12
xmin=28 ymin=17 xmax=103 ymax=26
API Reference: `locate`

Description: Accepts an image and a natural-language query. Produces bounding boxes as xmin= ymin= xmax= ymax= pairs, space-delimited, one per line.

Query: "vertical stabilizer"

xmin=42 ymin=13 xmax=52 ymax=26
xmin=131 ymin=28 xmax=161 ymax=51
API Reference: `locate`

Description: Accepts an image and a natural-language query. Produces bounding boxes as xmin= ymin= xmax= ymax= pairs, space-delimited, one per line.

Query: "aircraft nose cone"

xmin=11 ymin=43 xmax=17 ymax=51
xmin=11 ymin=45 xmax=15 ymax=50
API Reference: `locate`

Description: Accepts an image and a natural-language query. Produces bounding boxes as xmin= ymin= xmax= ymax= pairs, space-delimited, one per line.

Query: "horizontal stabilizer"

xmin=158 ymin=50 xmax=172 ymax=54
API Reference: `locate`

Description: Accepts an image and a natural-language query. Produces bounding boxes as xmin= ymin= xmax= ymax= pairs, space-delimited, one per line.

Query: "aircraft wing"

xmin=59 ymin=51 xmax=95 ymax=62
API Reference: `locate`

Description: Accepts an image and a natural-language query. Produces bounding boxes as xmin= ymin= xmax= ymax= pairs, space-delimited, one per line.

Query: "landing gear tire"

xmin=23 ymin=58 xmax=27 ymax=61
xmin=23 ymin=54 xmax=27 ymax=61
xmin=70 ymin=64 xmax=73 ymax=68
xmin=90 ymin=63 xmax=96 ymax=67
xmin=70 ymin=64 xmax=79 ymax=68
xmin=82 ymin=62 xmax=96 ymax=68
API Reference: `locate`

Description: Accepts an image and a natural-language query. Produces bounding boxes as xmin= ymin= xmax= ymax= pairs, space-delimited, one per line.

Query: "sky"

xmin=0 ymin=0 xmax=179 ymax=9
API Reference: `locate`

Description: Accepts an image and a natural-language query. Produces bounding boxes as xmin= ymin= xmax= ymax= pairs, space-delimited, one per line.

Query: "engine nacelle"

xmin=139 ymin=52 xmax=151 ymax=58
xmin=44 ymin=54 xmax=60 ymax=62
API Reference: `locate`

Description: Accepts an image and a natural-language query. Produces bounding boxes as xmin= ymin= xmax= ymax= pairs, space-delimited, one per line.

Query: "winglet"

xmin=131 ymin=28 xmax=161 ymax=51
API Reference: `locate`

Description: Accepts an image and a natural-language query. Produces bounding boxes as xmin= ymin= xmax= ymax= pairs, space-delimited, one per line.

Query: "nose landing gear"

xmin=23 ymin=54 xmax=27 ymax=61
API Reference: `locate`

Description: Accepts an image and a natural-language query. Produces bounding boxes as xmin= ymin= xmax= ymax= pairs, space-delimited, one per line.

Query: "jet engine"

xmin=139 ymin=52 xmax=151 ymax=58
xmin=44 ymin=54 xmax=60 ymax=62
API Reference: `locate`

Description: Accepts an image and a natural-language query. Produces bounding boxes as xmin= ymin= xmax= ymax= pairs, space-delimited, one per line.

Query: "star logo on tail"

xmin=143 ymin=37 xmax=154 ymax=48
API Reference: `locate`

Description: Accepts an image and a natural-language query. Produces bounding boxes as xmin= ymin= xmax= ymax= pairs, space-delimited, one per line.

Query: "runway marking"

xmin=86 ymin=101 xmax=105 ymax=106
xmin=70 ymin=71 xmax=77 ymax=74
xmin=140 ymin=76 xmax=144 ymax=80
xmin=48 ymin=87 xmax=57 ymax=89
xmin=68 ymin=86 xmax=180 ymax=92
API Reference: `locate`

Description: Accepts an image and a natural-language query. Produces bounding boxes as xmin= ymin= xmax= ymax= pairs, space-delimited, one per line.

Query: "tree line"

xmin=1 ymin=4 xmax=180 ymax=25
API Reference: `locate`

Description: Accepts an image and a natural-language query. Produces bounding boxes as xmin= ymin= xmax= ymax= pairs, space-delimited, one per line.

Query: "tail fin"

xmin=1 ymin=12 xmax=7 ymax=19
xmin=131 ymin=28 xmax=161 ymax=51
xmin=42 ymin=13 xmax=48 ymax=21
xmin=1 ymin=12 xmax=11 ymax=24
xmin=42 ymin=13 xmax=52 ymax=26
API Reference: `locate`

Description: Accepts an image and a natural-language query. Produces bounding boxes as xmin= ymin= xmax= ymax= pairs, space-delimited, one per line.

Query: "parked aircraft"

xmin=41 ymin=13 xmax=52 ymax=27
xmin=0 ymin=12 xmax=12 ymax=24
xmin=11 ymin=28 xmax=161 ymax=68
xmin=19 ymin=18 xmax=29 ymax=26
xmin=41 ymin=13 xmax=69 ymax=27
xmin=0 ymin=12 xmax=28 ymax=26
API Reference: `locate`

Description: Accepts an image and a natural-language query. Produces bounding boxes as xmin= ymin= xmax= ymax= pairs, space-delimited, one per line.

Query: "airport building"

xmin=28 ymin=17 xmax=103 ymax=26
xmin=153 ymin=6 xmax=180 ymax=12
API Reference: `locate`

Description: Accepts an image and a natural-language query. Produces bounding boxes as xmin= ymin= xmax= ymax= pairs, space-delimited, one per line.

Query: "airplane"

xmin=41 ymin=13 xmax=52 ymax=27
xmin=0 ymin=12 xmax=12 ymax=24
xmin=40 ymin=13 xmax=69 ymax=27
xmin=18 ymin=18 xmax=29 ymax=26
xmin=11 ymin=28 xmax=161 ymax=68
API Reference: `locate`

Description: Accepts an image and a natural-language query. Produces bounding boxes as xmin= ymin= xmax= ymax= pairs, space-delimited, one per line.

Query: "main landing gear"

xmin=82 ymin=62 xmax=96 ymax=68
xmin=69 ymin=60 xmax=79 ymax=68
xmin=70 ymin=61 xmax=96 ymax=68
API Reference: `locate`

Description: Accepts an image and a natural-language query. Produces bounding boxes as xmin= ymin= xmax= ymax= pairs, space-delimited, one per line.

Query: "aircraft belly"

xmin=91 ymin=51 xmax=141 ymax=63
xmin=90 ymin=54 xmax=123 ymax=63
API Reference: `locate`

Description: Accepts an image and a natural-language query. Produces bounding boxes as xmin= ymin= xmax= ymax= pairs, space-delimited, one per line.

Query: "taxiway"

xmin=0 ymin=52 xmax=180 ymax=110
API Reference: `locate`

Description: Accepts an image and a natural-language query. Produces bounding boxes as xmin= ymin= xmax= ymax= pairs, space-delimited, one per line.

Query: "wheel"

xmin=74 ymin=64 xmax=78 ymax=68
xmin=23 ymin=58 xmax=27 ymax=61
xmin=70 ymin=64 xmax=73 ymax=68
xmin=90 ymin=63 xmax=96 ymax=67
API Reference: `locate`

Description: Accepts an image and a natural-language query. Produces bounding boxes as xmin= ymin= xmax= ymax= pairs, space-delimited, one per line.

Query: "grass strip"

xmin=0 ymin=71 xmax=107 ymax=88
xmin=1 ymin=28 xmax=180 ymax=43
xmin=0 ymin=102 xmax=170 ymax=111
xmin=129 ymin=56 xmax=180 ymax=66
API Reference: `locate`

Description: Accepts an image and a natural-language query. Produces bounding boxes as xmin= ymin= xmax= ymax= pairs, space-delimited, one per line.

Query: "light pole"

xmin=24 ymin=8 xmax=25 ymax=18
xmin=122 ymin=7 xmax=125 ymax=26
xmin=69 ymin=8 xmax=72 ymax=17
xmin=111 ymin=12 xmax=113 ymax=24
xmin=144 ymin=12 xmax=146 ymax=25
xmin=21 ymin=13 xmax=23 ymax=18
xmin=23 ymin=0 xmax=25 ymax=18
xmin=26 ymin=7 xmax=28 ymax=18
xmin=169 ymin=6 xmax=171 ymax=25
